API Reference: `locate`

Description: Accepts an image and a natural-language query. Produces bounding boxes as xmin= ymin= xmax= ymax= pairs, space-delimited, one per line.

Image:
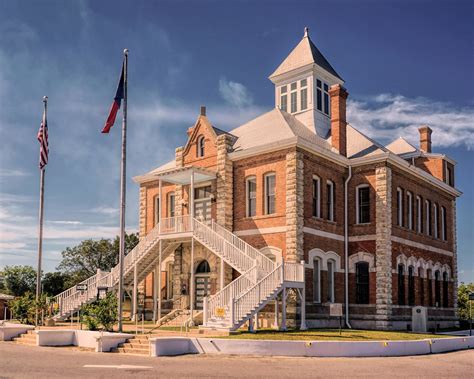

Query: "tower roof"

xmin=269 ymin=27 xmax=343 ymax=81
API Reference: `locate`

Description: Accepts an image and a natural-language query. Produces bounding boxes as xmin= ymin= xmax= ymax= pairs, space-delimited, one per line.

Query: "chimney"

xmin=200 ymin=105 xmax=206 ymax=117
xmin=329 ymin=84 xmax=349 ymax=157
xmin=418 ymin=125 xmax=432 ymax=153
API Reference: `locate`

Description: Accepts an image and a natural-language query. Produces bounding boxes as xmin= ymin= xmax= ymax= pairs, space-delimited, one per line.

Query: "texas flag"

xmin=101 ymin=62 xmax=124 ymax=133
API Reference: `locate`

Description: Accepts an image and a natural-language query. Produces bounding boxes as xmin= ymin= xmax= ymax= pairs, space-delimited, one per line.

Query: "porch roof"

xmin=154 ymin=166 xmax=216 ymax=185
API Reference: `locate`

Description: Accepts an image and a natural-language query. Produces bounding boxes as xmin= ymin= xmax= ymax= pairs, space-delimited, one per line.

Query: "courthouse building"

xmin=55 ymin=28 xmax=461 ymax=331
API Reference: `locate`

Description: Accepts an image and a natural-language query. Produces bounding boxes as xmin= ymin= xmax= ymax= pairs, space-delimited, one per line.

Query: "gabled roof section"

xmin=344 ymin=124 xmax=387 ymax=159
xmin=269 ymin=27 xmax=343 ymax=81
xmin=385 ymin=137 xmax=419 ymax=155
xmin=230 ymin=107 xmax=331 ymax=152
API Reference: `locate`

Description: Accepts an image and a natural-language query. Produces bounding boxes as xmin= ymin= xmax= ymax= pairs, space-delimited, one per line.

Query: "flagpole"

xmin=118 ymin=49 xmax=128 ymax=332
xmin=36 ymin=95 xmax=47 ymax=326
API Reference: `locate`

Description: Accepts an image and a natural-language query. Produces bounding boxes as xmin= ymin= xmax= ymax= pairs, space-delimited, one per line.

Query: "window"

xmin=397 ymin=187 xmax=403 ymax=227
xmin=356 ymin=262 xmax=370 ymax=304
xmin=398 ymin=264 xmax=405 ymax=306
xmin=154 ymin=196 xmax=160 ymax=226
xmin=264 ymin=173 xmax=276 ymax=215
xmin=416 ymin=196 xmax=423 ymax=233
xmin=427 ymin=270 xmax=433 ymax=306
xmin=316 ymin=79 xmax=329 ymax=116
xmin=246 ymin=177 xmax=256 ymax=217
xmin=425 ymin=200 xmax=431 ymax=236
xmin=312 ymin=176 xmax=321 ymax=218
xmin=408 ymin=266 xmax=415 ymax=306
xmin=357 ymin=185 xmax=370 ymax=224
xmin=167 ymin=192 xmax=175 ymax=218
xmin=197 ymin=135 xmax=205 ymax=157
xmin=300 ymin=79 xmax=308 ymax=110
xmin=280 ymin=86 xmax=287 ymax=112
xmin=433 ymin=203 xmax=438 ymax=239
xmin=326 ymin=180 xmax=335 ymax=221
xmin=419 ymin=267 xmax=425 ymax=305
xmin=195 ymin=186 xmax=212 ymax=199
xmin=313 ymin=258 xmax=321 ymax=303
xmin=323 ymin=83 xmax=329 ymax=115
xmin=434 ymin=271 xmax=441 ymax=307
xmin=441 ymin=206 xmax=447 ymax=241
xmin=290 ymin=91 xmax=297 ymax=113
xmin=327 ymin=259 xmax=335 ymax=303
xmin=446 ymin=165 xmax=452 ymax=186
xmin=407 ymin=192 xmax=413 ymax=230
xmin=196 ymin=260 xmax=211 ymax=274
xmin=443 ymin=272 xmax=449 ymax=308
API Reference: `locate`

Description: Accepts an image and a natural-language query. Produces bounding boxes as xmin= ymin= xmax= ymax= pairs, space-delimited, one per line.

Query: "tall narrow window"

xmin=327 ymin=260 xmax=335 ymax=303
xmin=407 ymin=192 xmax=413 ymax=230
xmin=316 ymin=79 xmax=322 ymax=111
xmin=290 ymin=82 xmax=297 ymax=113
xmin=397 ymin=187 xmax=403 ymax=227
xmin=280 ymin=86 xmax=287 ymax=112
xmin=313 ymin=258 xmax=321 ymax=303
xmin=312 ymin=176 xmax=320 ymax=218
xmin=326 ymin=180 xmax=335 ymax=221
xmin=443 ymin=272 xmax=449 ymax=308
xmin=433 ymin=203 xmax=438 ymax=239
xmin=168 ymin=192 xmax=175 ymax=217
xmin=408 ymin=266 xmax=415 ymax=306
xmin=441 ymin=206 xmax=447 ymax=241
xmin=398 ymin=264 xmax=405 ymax=306
xmin=300 ymin=79 xmax=308 ymax=110
xmin=154 ymin=196 xmax=160 ymax=226
xmin=418 ymin=267 xmax=425 ymax=305
xmin=427 ymin=270 xmax=433 ymax=307
xmin=323 ymin=83 xmax=330 ymax=115
xmin=425 ymin=200 xmax=431 ymax=236
xmin=356 ymin=262 xmax=370 ymax=304
xmin=357 ymin=185 xmax=370 ymax=224
xmin=264 ymin=173 xmax=276 ymax=215
xmin=446 ymin=166 xmax=452 ymax=186
xmin=435 ymin=271 xmax=441 ymax=307
xmin=197 ymin=135 xmax=205 ymax=157
xmin=246 ymin=176 xmax=256 ymax=217
xmin=416 ymin=196 xmax=423 ymax=233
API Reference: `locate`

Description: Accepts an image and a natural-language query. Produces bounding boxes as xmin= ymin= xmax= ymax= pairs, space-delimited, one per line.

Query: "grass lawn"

xmin=225 ymin=328 xmax=450 ymax=341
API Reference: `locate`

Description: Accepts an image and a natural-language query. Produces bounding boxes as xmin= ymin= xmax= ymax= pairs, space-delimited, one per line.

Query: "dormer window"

xmin=280 ymin=86 xmax=287 ymax=112
xmin=197 ymin=135 xmax=205 ymax=157
xmin=300 ymin=79 xmax=308 ymax=110
xmin=316 ymin=79 xmax=330 ymax=116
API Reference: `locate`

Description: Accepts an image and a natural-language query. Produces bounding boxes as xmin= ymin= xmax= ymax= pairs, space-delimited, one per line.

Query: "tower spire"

xmin=304 ymin=26 xmax=309 ymax=38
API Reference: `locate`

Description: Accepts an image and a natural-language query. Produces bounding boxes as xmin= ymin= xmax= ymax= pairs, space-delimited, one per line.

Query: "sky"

xmin=0 ymin=0 xmax=473 ymax=282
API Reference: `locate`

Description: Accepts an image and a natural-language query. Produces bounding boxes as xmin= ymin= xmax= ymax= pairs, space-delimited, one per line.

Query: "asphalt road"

xmin=0 ymin=342 xmax=472 ymax=378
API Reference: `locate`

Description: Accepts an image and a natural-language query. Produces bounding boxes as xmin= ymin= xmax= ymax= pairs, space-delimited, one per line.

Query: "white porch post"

xmin=190 ymin=170 xmax=195 ymax=221
xmin=158 ymin=239 xmax=162 ymax=321
xmin=300 ymin=260 xmax=307 ymax=330
xmin=132 ymin=263 xmax=138 ymax=321
xmin=158 ymin=179 xmax=162 ymax=233
xmin=220 ymin=258 xmax=224 ymax=290
xmin=190 ymin=237 xmax=195 ymax=324
xmin=153 ymin=264 xmax=159 ymax=323
xmin=281 ymin=286 xmax=287 ymax=331
xmin=274 ymin=299 xmax=279 ymax=329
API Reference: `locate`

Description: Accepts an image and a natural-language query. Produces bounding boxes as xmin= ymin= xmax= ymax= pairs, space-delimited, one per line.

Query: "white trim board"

xmin=234 ymin=226 xmax=287 ymax=236
xmin=391 ymin=236 xmax=454 ymax=257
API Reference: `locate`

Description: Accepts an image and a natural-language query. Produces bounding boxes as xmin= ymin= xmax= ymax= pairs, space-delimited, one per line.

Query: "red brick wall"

xmin=143 ymin=181 xmax=176 ymax=234
xmin=182 ymin=118 xmax=218 ymax=170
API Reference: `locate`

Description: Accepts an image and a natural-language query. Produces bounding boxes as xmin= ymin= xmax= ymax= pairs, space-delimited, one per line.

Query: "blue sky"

xmin=0 ymin=0 xmax=472 ymax=282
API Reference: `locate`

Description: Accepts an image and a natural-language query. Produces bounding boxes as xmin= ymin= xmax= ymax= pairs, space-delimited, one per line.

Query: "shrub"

xmin=80 ymin=292 xmax=118 ymax=331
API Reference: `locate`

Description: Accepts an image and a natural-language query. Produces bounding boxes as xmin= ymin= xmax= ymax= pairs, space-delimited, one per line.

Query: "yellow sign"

xmin=215 ymin=307 xmax=225 ymax=318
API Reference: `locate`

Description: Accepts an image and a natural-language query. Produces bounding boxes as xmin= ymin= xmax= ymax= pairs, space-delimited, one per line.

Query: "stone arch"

xmin=306 ymin=248 xmax=342 ymax=271
xmin=396 ymin=254 xmax=408 ymax=271
xmin=441 ymin=264 xmax=451 ymax=280
xmin=260 ymin=246 xmax=283 ymax=264
xmin=348 ymin=251 xmax=375 ymax=273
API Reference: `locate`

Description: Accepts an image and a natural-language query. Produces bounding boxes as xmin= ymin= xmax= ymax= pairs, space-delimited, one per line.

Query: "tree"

xmin=81 ymin=291 xmax=118 ymax=331
xmin=457 ymin=282 xmax=474 ymax=321
xmin=57 ymin=233 xmax=139 ymax=287
xmin=42 ymin=272 xmax=70 ymax=296
xmin=3 ymin=265 xmax=36 ymax=296
xmin=8 ymin=293 xmax=35 ymax=325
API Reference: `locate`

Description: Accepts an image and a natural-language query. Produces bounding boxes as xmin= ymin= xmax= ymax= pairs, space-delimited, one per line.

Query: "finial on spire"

xmin=304 ymin=26 xmax=309 ymax=37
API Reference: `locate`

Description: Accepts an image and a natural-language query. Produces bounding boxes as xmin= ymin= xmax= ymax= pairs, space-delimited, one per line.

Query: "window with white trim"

xmin=327 ymin=259 xmax=335 ymax=303
xmin=196 ymin=135 xmax=205 ymax=157
xmin=397 ymin=187 xmax=403 ymax=227
xmin=312 ymin=175 xmax=321 ymax=218
xmin=264 ymin=173 xmax=276 ymax=215
xmin=416 ymin=196 xmax=422 ymax=233
xmin=441 ymin=206 xmax=447 ymax=241
xmin=154 ymin=196 xmax=160 ymax=226
xmin=425 ymin=199 xmax=431 ymax=236
xmin=290 ymin=82 xmax=297 ymax=113
xmin=316 ymin=79 xmax=330 ymax=116
xmin=407 ymin=191 xmax=413 ymax=230
xmin=300 ymin=79 xmax=308 ymax=111
xmin=167 ymin=192 xmax=175 ymax=218
xmin=433 ymin=203 xmax=438 ymax=239
xmin=246 ymin=176 xmax=256 ymax=217
xmin=313 ymin=258 xmax=321 ymax=303
xmin=446 ymin=165 xmax=453 ymax=186
xmin=280 ymin=86 xmax=287 ymax=112
xmin=356 ymin=261 xmax=369 ymax=304
xmin=326 ymin=180 xmax=335 ymax=221
xmin=356 ymin=185 xmax=370 ymax=224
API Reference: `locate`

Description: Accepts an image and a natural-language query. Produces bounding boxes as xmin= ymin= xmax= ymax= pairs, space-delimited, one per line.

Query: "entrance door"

xmin=195 ymin=260 xmax=211 ymax=310
xmin=194 ymin=185 xmax=212 ymax=222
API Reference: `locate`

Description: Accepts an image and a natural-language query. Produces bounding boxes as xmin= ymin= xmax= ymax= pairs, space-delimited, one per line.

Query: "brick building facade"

xmin=133 ymin=28 xmax=461 ymax=330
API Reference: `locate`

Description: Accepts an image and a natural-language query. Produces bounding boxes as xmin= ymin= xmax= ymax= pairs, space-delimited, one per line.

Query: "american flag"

xmin=37 ymin=108 xmax=49 ymax=169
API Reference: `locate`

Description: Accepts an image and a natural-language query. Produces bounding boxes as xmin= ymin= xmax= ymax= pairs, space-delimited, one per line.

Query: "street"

xmin=0 ymin=342 xmax=472 ymax=378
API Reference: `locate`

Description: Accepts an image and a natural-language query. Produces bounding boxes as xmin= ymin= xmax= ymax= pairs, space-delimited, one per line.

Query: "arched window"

xmin=246 ymin=176 xmax=257 ymax=217
xmin=356 ymin=262 xmax=369 ymax=304
xmin=196 ymin=135 xmax=205 ymax=157
xmin=167 ymin=192 xmax=175 ymax=218
xmin=264 ymin=173 xmax=276 ymax=215
xmin=427 ymin=270 xmax=433 ymax=306
xmin=312 ymin=175 xmax=321 ymax=218
xmin=327 ymin=259 xmax=335 ymax=303
xmin=356 ymin=184 xmax=370 ymax=224
xmin=408 ymin=266 xmax=415 ymax=306
xmin=326 ymin=180 xmax=335 ymax=221
xmin=313 ymin=258 xmax=321 ymax=303
xmin=196 ymin=260 xmax=211 ymax=274
xmin=397 ymin=187 xmax=403 ymax=227
xmin=434 ymin=270 xmax=441 ymax=307
xmin=443 ymin=272 xmax=449 ymax=308
xmin=416 ymin=196 xmax=423 ymax=233
xmin=433 ymin=203 xmax=439 ymax=239
xmin=407 ymin=191 xmax=413 ymax=230
xmin=154 ymin=195 xmax=160 ymax=226
xmin=418 ymin=267 xmax=425 ymax=305
xmin=398 ymin=264 xmax=405 ymax=305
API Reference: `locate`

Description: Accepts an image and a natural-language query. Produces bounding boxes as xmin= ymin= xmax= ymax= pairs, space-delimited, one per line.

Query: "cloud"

xmin=87 ymin=206 xmax=119 ymax=216
xmin=0 ymin=169 xmax=29 ymax=177
xmin=48 ymin=220 xmax=83 ymax=226
xmin=219 ymin=78 xmax=254 ymax=108
xmin=347 ymin=94 xmax=474 ymax=149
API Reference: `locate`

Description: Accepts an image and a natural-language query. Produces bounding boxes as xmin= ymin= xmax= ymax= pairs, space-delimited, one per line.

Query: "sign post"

xmin=330 ymin=303 xmax=343 ymax=336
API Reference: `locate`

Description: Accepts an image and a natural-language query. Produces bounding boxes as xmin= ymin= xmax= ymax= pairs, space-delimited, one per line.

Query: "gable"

xmin=182 ymin=115 xmax=219 ymax=168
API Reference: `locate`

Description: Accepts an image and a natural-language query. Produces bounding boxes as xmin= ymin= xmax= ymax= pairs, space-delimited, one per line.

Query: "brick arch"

xmin=260 ymin=246 xmax=282 ymax=264
xmin=306 ymin=248 xmax=342 ymax=272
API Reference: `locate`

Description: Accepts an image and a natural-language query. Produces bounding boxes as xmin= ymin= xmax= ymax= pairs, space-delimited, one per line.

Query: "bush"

xmin=9 ymin=293 xmax=35 ymax=325
xmin=80 ymin=292 xmax=118 ymax=331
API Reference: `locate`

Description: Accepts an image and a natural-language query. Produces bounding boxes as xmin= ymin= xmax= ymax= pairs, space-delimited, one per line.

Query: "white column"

xmin=220 ymin=258 xmax=225 ymax=290
xmin=158 ymin=239 xmax=162 ymax=321
xmin=190 ymin=170 xmax=195 ymax=220
xmin=281 ymin=287 xmax=287 ymax=331
xmin=153 ymin=264 xmax=159 ymax=323
xmin=132 ymin=264 xmax=138 ymax=321
xmin=300 ymin=260 xmax=307 ymax=330
xmin=158 ymin=179 xmax=162 ymax=233
xmin=190 ymin=237 xmax=195 ymax=324
xmin=274 ymin=299 xmax=279 ymax=329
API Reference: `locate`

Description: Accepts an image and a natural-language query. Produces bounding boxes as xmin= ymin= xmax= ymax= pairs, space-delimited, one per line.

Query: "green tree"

xmin=42 ymin=272 xmax=70 ymax=296
xmin=80 ymin=292 xmax=118 ymax=331
xmin=457 ymin=282 xmax=474 ymax=321
xmin=57 ymin=233 xmax=139 ymax=287
xmin=9 ymin=293 xmax=35 ymax=324
xmin=3 ymin=265 xmax=37 ymax=296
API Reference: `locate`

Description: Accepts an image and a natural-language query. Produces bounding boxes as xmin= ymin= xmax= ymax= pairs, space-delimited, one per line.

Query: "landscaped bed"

xmin=225 ymin=328 xmax=451 ymax=341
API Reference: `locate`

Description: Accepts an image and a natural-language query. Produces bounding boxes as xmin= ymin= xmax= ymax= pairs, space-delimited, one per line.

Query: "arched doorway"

xmin=195 ymin=260 xmax=211 ymax=310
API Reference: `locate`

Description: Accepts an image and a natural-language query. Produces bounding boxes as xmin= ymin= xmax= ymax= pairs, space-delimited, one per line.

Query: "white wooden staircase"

xmin=53 ymin=216 xmax=305 ymax=331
